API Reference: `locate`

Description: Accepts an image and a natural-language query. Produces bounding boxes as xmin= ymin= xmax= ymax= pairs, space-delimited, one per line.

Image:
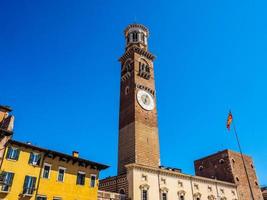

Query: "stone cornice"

xmin=124 ymin=24 xmax=149 ymax=36
xmin=119 ymin=46 xmax=155 ymax=63
xmin=125 ymin=164 xmax=237 ymax=188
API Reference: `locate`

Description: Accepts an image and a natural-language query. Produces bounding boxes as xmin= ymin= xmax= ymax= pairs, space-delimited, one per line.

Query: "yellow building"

xmin=0 ymin=140 xmax=108 ymax=200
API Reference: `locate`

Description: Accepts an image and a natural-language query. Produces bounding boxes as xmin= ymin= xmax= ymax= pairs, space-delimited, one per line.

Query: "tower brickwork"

xmin=194 ymin=149 xmax=263 ymax=200
xmin=117 ymin=24 xmax=160 ymax=174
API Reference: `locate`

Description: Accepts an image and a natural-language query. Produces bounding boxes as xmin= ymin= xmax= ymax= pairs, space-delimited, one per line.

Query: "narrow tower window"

xmin=132 ymin=32 xmax=138 ymax=42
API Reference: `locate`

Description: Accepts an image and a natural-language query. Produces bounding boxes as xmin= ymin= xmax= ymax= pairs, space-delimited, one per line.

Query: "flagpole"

xmin=232 ymin=118 xmax=255 ymax=200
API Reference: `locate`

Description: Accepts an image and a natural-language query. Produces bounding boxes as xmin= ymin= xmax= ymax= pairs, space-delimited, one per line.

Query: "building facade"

xmin=0 ymin=139 xmax=108 ymax=200
xmin=194 ymin=150 xmax=264 ymax=200
xmin=126 ymin=164 xmax=238 ymax=200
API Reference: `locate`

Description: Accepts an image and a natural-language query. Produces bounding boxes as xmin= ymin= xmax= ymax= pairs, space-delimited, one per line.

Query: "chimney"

xmin=72 ymin=151 xmax=79 ymax=158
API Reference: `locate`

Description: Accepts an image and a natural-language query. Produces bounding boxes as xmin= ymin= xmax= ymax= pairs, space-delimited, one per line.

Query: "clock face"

xmin=136 ymin=90 xmax=155 ymax=111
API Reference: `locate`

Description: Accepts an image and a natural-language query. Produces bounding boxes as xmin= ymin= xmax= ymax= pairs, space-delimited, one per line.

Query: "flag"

xmin=226 ymin=111 xmax=233 ymax=131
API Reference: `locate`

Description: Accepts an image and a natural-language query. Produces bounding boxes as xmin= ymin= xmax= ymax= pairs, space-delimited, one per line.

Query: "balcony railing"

xmin=0 ymin=184 xmax=10 ymax=193
xmin=22 ymin=187 xmax=35 ymax=196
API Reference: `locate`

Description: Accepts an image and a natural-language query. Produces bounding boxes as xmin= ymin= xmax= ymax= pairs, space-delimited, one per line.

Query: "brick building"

xmin=261 ymin=187 xmax=267 ymax=200
xmin=194 ymin=150 xmax=263 ymax=200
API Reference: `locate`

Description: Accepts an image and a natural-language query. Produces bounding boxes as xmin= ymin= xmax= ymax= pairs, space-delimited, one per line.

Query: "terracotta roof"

xmin=7 ymin=140 xmax=109 ymax=170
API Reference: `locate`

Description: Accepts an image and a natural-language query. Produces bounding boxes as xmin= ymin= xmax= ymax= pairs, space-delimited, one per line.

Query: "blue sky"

xmin=1 ymin=0 xmax=266 ymax=184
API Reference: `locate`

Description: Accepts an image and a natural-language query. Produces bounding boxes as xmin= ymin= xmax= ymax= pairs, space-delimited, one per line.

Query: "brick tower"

xmin=194 ymin=149 xmax=263 ymax=200
xmin=117 ymin=24 xmax=160 ymax=174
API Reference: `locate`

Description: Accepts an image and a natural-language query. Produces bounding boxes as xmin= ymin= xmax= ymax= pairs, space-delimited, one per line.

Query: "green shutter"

xmin=15 ymin=149 xmax=20 ymax=160
xmin=6 ymin=147 xmax=11 ymax=159
xmin=28 ymin=153 xmax=33 ymax=164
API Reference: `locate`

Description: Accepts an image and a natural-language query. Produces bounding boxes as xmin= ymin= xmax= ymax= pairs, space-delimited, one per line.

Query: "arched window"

xmin=193 ymin=192 xmax=201 ymax=200
xmin=162 ymin=192 xmax=167 ymax=200
xmin=219 ymin=159 xmax=225 ymax=164
xmin=140 ymin=184 xmax=150 ymax=200
xmin=138 ymin=59 xmax=150 ymax=80
xmin=178 ymin=190 xmax=186 ymax=200
xmin=132 ymin=32 xmax=138 ymax=42
xmin=142 ymin=190 xmax=148 ymax=200
xmin=142 ymin=33 xmax=145 ymax=42
xmin=125 ymin=86 xmax=130 ymax=95
xmin=119 ymin=189 xmax=126 ymax=200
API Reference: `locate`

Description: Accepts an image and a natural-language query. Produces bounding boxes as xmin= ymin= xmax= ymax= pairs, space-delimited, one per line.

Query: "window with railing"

xmin=28 ymin=152 xmax=41 ymax=166
xmin=6 ymin=147 xmax=20 ymax=161
xmin=1 ymin=172 xmax=14 ymax=192
xmin=23 ymin=175 xmax=36 ymax=196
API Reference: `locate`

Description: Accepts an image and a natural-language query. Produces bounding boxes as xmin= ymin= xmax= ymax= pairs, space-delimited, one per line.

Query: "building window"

xmin=162 ymin=192 xmax=167 ymax=200
xmin=77 ymin=171 xmax=85 ymax=185
xmin=6 ymin=147 xmax=20 ymax=160
xmin=141 ymin=33 xmax=145 ymax=42
xmin=142 ymin=190 xmax=148 ymax=200
xmin=28 ymin=152 xmax=41 ymax=166
xmin=125 ymin=86 xmax=130 ymax=95
xmin=132 ymin=32 xmax=138 ymax=42
xmin=119 ymin=189 xmax=126 ymax=200
xmin=199 ymin=165 xmax=204 ymax=171
xmin=219 ymin=159 xmax=225 ymax=164
xmin=255 ymin=181 xmax=259 ymax=186
xmin=42 ymin=163 xmax=51 ymax=179
xmin=57 ymin=167 xmax=65 ymax=182
xmin=138 ymin=61 xmax=150 ymax=79
xmin=236 ymin=176 xmax=239 ymax=182
xmin=1 ymin=172 xmax=14 ymax=192
xmin=36 ymin=196 xmax=47 ymax=200
xmin=90 ymin=174 xmax=96 ymax=187
xmin=23 ymin=175 xmax=36 ymax=195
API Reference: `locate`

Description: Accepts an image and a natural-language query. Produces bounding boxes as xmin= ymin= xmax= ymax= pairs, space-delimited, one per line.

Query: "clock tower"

xmin=118 ymin=24 xmax=160 ymax=174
